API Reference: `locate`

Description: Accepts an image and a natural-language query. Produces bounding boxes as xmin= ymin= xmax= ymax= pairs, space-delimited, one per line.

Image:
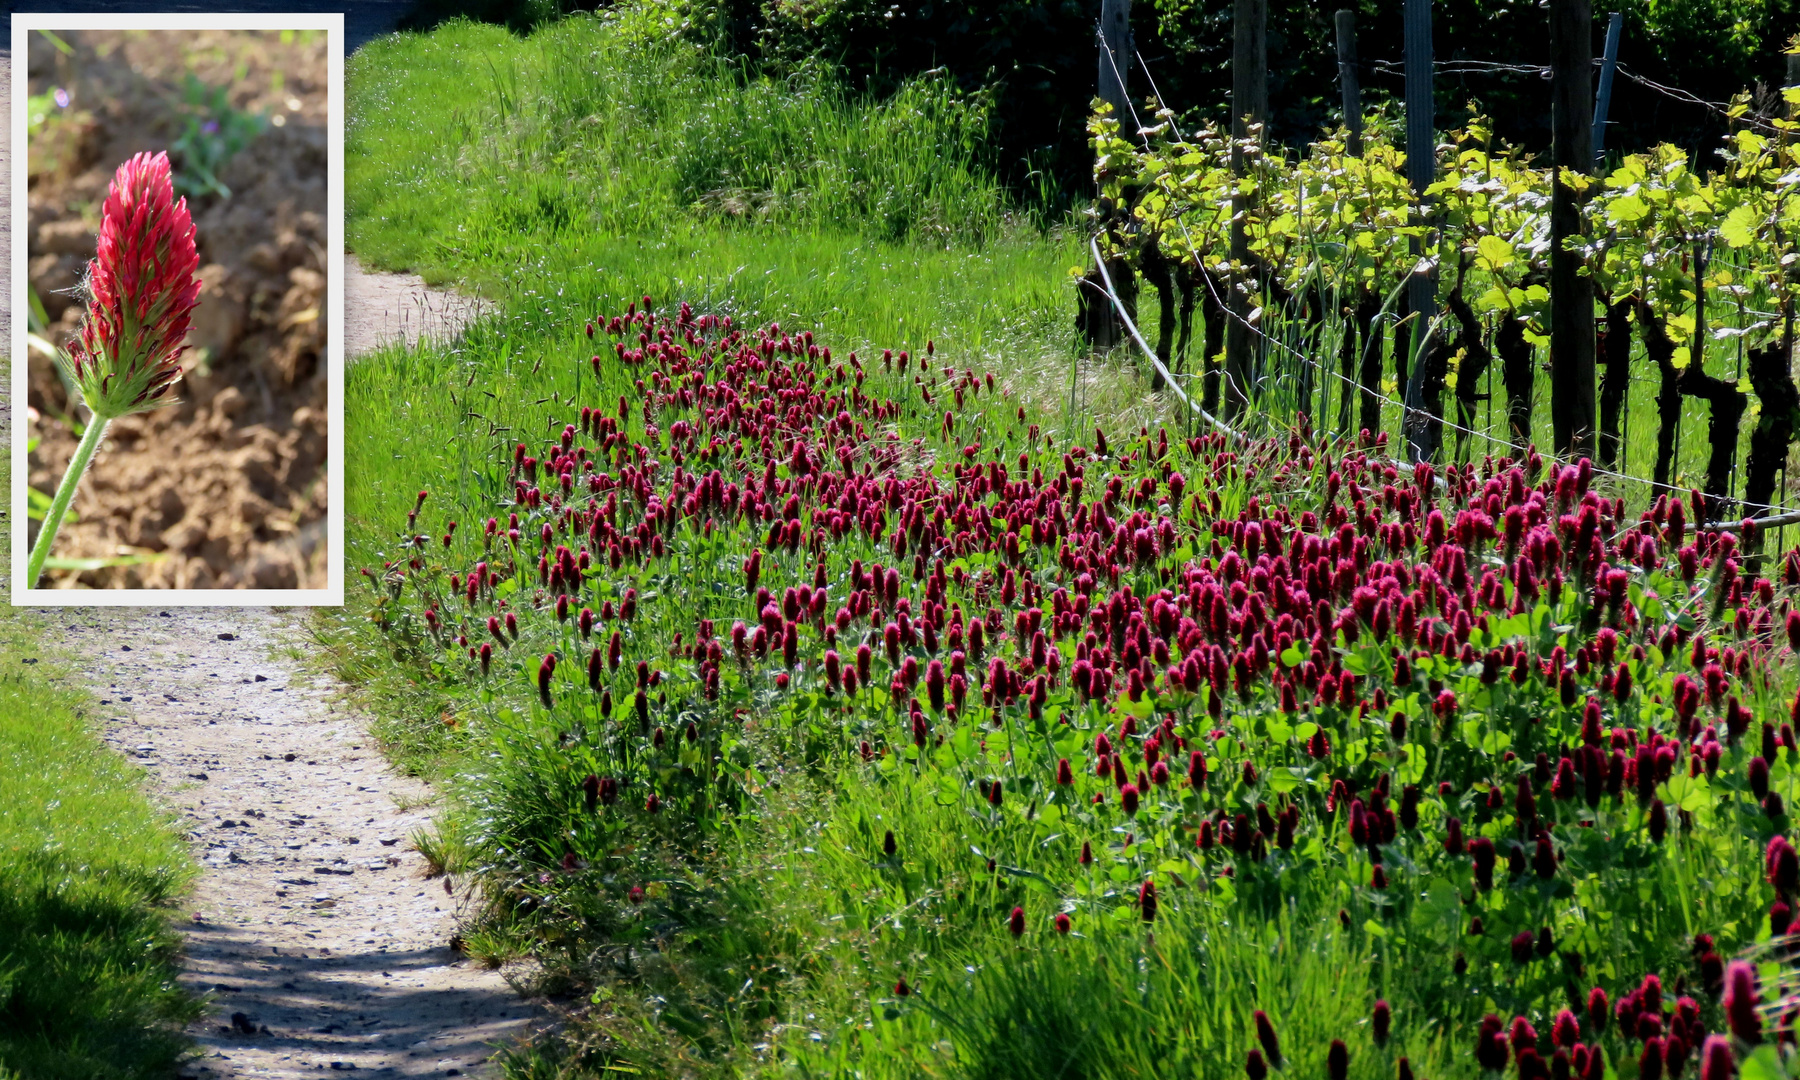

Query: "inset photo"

xmin=11 ymin=14 xmax=343 ymax=602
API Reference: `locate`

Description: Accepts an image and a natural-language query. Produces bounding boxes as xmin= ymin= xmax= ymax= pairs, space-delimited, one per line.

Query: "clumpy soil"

xmin=25 ymin=29 xmax=329 ymax=589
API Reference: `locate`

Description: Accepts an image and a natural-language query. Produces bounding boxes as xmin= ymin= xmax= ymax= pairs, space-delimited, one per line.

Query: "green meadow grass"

xmin=337 ymin=10 xmax=1800 ymax=1080
xmin=0 ymin=618 xmax=198 ymax=1080
xmin=345 ymin=11 xmax=1771 ymax=525
xmin=350 ymin=14 xmax=1021 ymax=281
xmin=338 ymin=11 xmax=1163 ymax=776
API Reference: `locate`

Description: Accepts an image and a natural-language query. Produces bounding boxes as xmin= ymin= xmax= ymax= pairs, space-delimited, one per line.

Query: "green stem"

xmin=27 ymin=414 xmax=109 ymax=588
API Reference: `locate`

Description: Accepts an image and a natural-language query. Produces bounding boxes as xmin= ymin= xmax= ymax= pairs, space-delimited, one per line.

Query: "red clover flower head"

xmin=64 ymin=151 xmax=201 ymax=420
xmin=1723 ymin=961 xmax=1761 ymax=1043
xmin=1699 ymin=1036 xmax=1734 ymax=1080
xmin=1245 ymin=1049 xmax=1268 ymax=1080
xmin=1254 ymin=1010 xmax=1282 ymax=1066
xmin=1552 ymin=1008 xmax=1580 ymax=1049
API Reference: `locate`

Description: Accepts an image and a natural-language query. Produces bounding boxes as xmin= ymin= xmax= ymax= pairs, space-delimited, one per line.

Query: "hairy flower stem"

xmin=28 ymin=416 xmax=110 ymax=587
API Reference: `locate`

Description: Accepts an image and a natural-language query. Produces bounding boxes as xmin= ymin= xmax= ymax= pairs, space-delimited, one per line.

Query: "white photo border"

xmin=9 ymin=11 xmax=345 ymax=605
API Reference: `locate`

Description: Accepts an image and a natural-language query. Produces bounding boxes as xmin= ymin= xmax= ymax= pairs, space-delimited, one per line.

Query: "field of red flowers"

xmin=358 ymin=295 xmax=1800 ymax=1078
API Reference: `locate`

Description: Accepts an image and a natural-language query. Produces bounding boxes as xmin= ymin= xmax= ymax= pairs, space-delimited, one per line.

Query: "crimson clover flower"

xmin=64 ymin=151 xmax=200 ymax=421
xmin=1723 ymin=961 xmax=1761 ymax=1043
xmin=1253 ymin=1010 xmax=1282 ymax=1066
xmin=1699 ymin=1036 xmax=1734 ymax=1080
xmin=29 ymin=151 xmax=200 ymax=587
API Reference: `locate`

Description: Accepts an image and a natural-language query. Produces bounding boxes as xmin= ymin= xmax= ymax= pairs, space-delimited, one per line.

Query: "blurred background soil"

xmin=25 ymin=28 xmax=328 ymax=589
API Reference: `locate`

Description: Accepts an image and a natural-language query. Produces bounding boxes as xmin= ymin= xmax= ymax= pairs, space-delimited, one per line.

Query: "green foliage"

xmin=0 ymin=620 xmax=198 ymax=1080
xmin=340 ymin=11 xmax=1800 ymax=1080
xmin=168 ymin=73 xmax=268 ymax=200
xmin=346 ymin=14 xmax=1016 ymax=288
xmin=1088 ymin=97 xmax=1800 ymax=476
xmin=667 ymin=0 xmax=1797 ymax=208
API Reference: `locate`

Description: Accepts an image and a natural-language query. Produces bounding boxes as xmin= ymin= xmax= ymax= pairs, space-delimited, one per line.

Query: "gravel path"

xmin=344 ymin=254 xmax=491 ymax=359
xmin=8 ymin=29 xmax=530 ymax=1078
xmin=41 ymin=609 xmax=537 ymax=1078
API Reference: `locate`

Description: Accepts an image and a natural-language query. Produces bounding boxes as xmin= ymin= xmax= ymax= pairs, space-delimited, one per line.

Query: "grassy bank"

xmin=341 ymin=16 xmax=1117 ymax=428
xmin=338 ymin=12 xmax=1143 ymax=776
xmin=0 ymin=617 xmax=198 ymax=1080
xmin=336 ymin=11 xmax=1800 ymax=1080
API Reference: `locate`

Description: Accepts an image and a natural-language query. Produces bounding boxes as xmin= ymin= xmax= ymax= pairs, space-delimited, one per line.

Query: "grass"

xmin=351 ymin=15 xmax=1023 ymax=279
xmin=2 ymin=141 xmax=197 ymax=1080
xmin=336 ymin=11 xmax=1159 ymax=781
xmin=0 ymin=616 xmax=199 ymax=1080
xmin=337 ymin=9 xmax=1800 ymax=1080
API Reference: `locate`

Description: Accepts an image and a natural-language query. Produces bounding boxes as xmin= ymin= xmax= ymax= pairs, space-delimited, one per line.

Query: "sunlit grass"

xmin=333 ymin=11 xmax=1800 ymax=1080
xmin=0 ymin=617 xmax=198 ymax=1080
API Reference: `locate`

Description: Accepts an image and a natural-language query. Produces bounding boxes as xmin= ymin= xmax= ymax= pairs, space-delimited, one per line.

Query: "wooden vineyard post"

xmin=1777 ymin=42 xmax=1799 ymax=558
xmin=1789 ymin=44 xmax=1799 ymax=120
xmin=1223 ymin=0 xmax=1267 ymax=421
xmin=1594 ymin=13 xmax=1627 ymax=468
xmin=1592 ymin=12 xmax=1622 ymax=167
xmin=1081 ymin=0 xmax=1133 ymax=353
xmin=1400 ymin=0 xmax=1439 ymax=462
xmin=1335 ymin=10 xmax=1367 ymax=439
xmin=1098 ymin=0 xmax=1131 ymax=123
xmin=1335 ymin=10 xmax=1363 ymax=157
xmin=1549 ymin=0 xmax=1597 ymax=460
xmin=1789 ymin=41 xmax=1799 ymax=392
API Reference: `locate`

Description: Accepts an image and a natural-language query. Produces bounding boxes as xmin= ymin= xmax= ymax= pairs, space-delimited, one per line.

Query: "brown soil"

xmin=41 ymin=608 xmax=539 ymax=1078
xmin=25 ymin=29 xmax=329 ymax=590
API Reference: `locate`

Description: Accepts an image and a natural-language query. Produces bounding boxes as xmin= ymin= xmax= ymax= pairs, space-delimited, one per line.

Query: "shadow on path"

xmin=42 ymin=609 xmax=539 ymax=1080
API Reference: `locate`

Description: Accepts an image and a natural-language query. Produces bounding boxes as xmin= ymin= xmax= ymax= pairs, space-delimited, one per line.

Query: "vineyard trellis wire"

xmin=1086 ymin=232 xmax=1800 ymax=539
xmin=1354 ymin=57 xmax=1793 ymax=138
xmin=1083 ymin=40 xmax=1800 ymax=550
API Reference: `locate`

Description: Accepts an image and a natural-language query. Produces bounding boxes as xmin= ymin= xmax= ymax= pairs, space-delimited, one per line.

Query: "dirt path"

xmin=43 ymin=608 xmax=536 ymax=1078
xmin=8 ymin=34 xmax=530 ymax=1077
xmin=344 ymin=254 xmax=490 ymax=358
